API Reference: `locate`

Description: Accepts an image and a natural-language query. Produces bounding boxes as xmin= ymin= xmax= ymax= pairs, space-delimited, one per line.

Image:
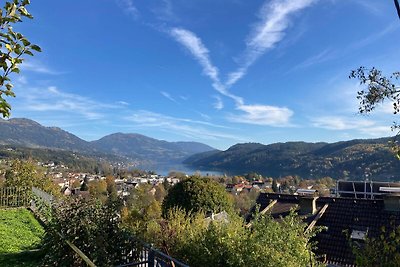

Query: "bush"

xmin=162 ymin=176 xmax=234 ymax=216
xmin=144 ymin=209 xmax=322 ymax=267
xmin=41 ymin=197 xmax=130 ymax=267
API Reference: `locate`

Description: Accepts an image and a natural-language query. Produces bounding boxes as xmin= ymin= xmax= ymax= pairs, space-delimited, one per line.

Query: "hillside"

xmin=0 ymin=118 xmax=94 ymax=153
xmin=184 ymin=138 xmax=400 ymax=180
xmin=0 ymin=118 xmax=215 ymax=166
xmin=91 ymin=133 xmax=215 ymax=164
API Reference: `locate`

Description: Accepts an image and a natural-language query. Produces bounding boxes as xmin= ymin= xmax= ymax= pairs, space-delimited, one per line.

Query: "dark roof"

xmin=253 ymin=193 xmax=400 ymax=266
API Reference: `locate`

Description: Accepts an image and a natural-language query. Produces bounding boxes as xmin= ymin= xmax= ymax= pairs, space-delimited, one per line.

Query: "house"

xmin=252 ymin=191 xmax=400 ymax=266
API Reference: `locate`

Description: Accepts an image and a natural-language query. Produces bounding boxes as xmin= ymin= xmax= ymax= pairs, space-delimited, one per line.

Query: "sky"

xmin=6 ymin=0 xmax=400 ymax=150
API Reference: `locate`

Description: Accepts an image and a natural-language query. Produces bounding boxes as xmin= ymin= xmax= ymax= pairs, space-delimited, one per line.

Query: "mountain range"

xmin=1 ymin=118 xmax=400 ymax=180
xmin=0 ymin=118 xmax=215 ymax=166
xmin=184 ymin=138 xmax=400 ymax=181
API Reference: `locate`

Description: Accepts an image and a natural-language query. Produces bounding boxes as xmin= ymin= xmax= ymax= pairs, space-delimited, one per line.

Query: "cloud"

xmin=169 ymin=26 xmax=294 ymax=125
xmin=311 ymin=116 xmax=375 ymax=130
xmin=353 ymin=0 xmax=383 ymax=16
xmin=125 ymin=110 xmax=243 ymax=141
xmin=169 ymin=27 xmax=244 ymax=104
xmin=160 ymin=91 xmax=178 ymax=103
xmin=349 ymin=22 xmax=399 ymax=51
xmin=225 ymin=0 xmax=316 ymax=87
xmin=213 ymin=95 xmax=224 ymax=110
xmin=293 ymin=48 xmax=335 ymax=70
xmin=20 ymin=60 xmax=62 ymax=75
xmin=168 ymin=1 xmax=314 ymax=127
xmin=116 ymin=0 xmax=139 ymax=18
xmin=169 ymin=28 xmax=220 ymax=85
xmin=230 ymin=104 xmax=294 ymax=126
xmin=379 ymin=101 xmax=396 ymax=114
xmin=13 ymin=85 xmax=119 ymax=120
xmin=152 ymin=0 xmax=177 ymax=22
xmin=359 ymin=126 xmax=393 ymax=137
xmin=116 ymin=101 xmax=130 ymax=106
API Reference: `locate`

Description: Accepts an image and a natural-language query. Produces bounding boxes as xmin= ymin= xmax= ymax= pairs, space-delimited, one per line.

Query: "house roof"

xmin=253 ymin=193 xmax=400 ymax=266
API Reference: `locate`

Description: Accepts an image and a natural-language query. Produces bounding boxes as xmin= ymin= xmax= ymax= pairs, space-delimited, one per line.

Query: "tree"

xmin=89 ymin=179 xmax=107 ymax=202
xmin=122 ymin=183 xmax=162 ymax=238
xmin=154 ymin=183 xmax=166 ymax=202
xmin=162 ymin=176 xmax=234 ymax=216
xmin=350 ymin=67 xmax=400 ymax=157
xmin=105 ymin=175 xmax=117 ymax=200
xmin=350 ymin=67 xmax=400 ymax=115
xmin=353 ymin=222 xmax=400 ymax=267
xmin=5 ymin=159 xmax=58 ymax=195
xmin=0 ymin=0 xmax=41 ymax=117
xmin=233 ymin=188 xmax=259 ymax=217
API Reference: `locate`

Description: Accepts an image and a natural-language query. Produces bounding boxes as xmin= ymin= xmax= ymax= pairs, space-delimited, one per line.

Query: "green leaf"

xmin=30 ymin=44 xmax=41 ymax=52
xmin=21 ymin=38 xmax=30 ymax=46
xmin=24 ymin=50 xmax=33 ymax=56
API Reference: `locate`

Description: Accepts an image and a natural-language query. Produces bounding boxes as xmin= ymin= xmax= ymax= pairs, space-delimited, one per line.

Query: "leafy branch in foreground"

xmin=0 ymin=0 xmax=41 ymax=117
xmin=350 ymin=67 xmax=400 ymax=115
xmin=350 ymin=66 xmax=400 ymax=157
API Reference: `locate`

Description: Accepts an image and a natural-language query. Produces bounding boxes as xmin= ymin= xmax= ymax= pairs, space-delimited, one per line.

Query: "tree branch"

xmin=395 ymin=0 xmax=400 ymax=19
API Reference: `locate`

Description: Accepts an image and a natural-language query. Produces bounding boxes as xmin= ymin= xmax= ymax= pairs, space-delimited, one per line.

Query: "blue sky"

xmin=7 ymin=0 xmax=400 ymax=150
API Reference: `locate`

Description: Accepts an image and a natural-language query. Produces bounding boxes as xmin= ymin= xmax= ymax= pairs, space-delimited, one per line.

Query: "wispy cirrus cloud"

xmin=169 ymin=28 xmax=233 ymax=98
xmin=116 ymin=101 xmax=130 ymax=106
xmin=160 ymin=91 xmax=178 ymax=103
xmin=213 ymin=95 xmax=224 ymax=110
xmin=168 ymin=0 xmax=316 ymax=127
xmin=125 ymin=110 xmax=243 ymax=141
xmin=353 ymin=0 xmax=383 ymax=16
xmin=311 ymin=115 xmax=392 ymax=137
xmin=311 ymin=116 xmax=374 ymax=130
xmin=116 ymin=0 xmax=139 ymax=19
xmin=13 ymin=85 xmax=119 ymax=120
xmin=359 ymin=126 xmax=393 ymax=137
xmin=292 ymin=22 xmax=398 ymax=71
xmin=231 ymin=104 xmax=294 ymax=126
xmin=293 ymin=48 xmax=334 ymax=70
xmin=169 ymin=26 xmax=295 ymax=126
xmin=152 ymin=0 xmax=177 ymax=22
xmin=226 ymin=0 xmax=317 ymax=87
xmin=20 ymin=60 xmax=62 ymax=75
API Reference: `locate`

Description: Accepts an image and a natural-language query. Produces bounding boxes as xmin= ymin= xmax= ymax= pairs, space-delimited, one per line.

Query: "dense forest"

xmin=184 ymin=137 xmax=400 ymax=181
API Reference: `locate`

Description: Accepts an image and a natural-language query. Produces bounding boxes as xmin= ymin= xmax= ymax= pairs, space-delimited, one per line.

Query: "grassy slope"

xmin=0 ymin=208 xmax=44 ymax=267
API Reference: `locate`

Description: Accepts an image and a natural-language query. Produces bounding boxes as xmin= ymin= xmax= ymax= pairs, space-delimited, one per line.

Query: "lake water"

xmin=135 ymin=163 xmax=224 ymax=176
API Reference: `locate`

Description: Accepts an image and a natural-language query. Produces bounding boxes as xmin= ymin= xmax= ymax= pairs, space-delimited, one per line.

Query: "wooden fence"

xmin=0 ymin=187 xmax=30 ymax=207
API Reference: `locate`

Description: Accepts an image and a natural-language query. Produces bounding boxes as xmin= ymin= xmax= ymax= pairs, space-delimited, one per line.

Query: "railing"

xmin=0 ymin=187 xmax=30 ymax=207
xmin=115 ymin=237 xmax=189 ymax=267
xmin=30 ymin=186 xmax=55 ymax=223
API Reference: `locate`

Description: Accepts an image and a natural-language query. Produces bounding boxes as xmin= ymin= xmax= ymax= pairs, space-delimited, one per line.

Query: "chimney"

xmin=380 ymin=187 xmax=400 ymax=212
xmin=299 ymin=196 xmax=318 ymax=215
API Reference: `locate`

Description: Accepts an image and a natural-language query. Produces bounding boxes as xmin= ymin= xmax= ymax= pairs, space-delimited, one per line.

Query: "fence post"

xmin=148 ymin=248 xmax=155 ymax=267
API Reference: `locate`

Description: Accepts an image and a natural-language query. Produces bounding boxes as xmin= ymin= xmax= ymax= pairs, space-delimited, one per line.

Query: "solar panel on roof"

xmin=336 ymin=181 xmax=400 ymax=199
xmin=379 ymin=187 xmax=400 ymax=193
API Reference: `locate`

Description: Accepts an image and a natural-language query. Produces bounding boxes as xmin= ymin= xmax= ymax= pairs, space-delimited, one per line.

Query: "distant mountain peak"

xmin=7 ymin=118 xmax=42 ymax=126
xmin=0 ymin=117 xmax=215 ymax=166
